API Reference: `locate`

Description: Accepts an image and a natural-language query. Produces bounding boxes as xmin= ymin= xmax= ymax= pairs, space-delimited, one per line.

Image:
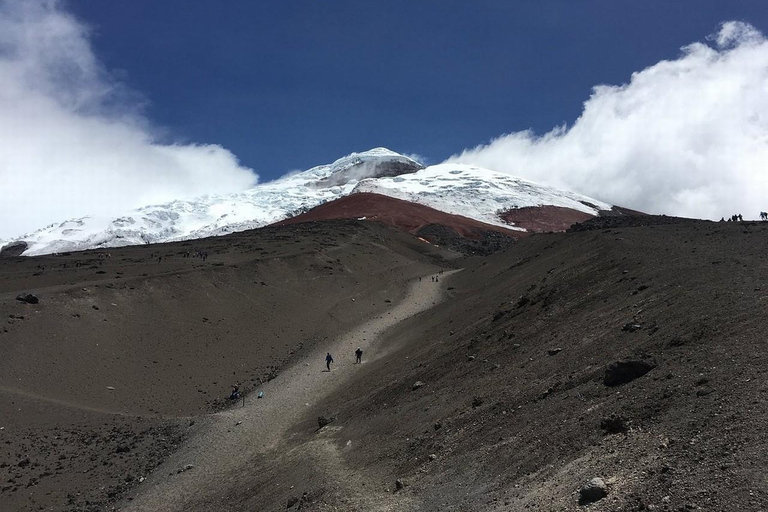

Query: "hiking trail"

xmin=124 ymin=271 xmax=458 ymax=511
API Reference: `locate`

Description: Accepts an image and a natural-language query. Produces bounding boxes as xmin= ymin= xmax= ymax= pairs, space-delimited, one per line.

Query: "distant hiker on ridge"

xmin=355 ymin=347 xmax=363 ymax=364
xmin=326 ymin=352 xmax=334 ymax=371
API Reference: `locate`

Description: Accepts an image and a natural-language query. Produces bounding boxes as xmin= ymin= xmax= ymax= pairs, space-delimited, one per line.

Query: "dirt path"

xmin=124 ymin=271 xmax=457 ymax=511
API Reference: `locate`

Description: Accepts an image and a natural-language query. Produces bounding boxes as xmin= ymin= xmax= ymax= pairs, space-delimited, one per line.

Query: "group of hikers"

xmin=183 ymin=250 xmax=209 ymax=261
xmin=230 ymin=347 xmax=364 ymax=400
xmin=720 ymin=213 xmax=768 ymax=222
xmin=418 ymin=269 xmax=445 ymax=283
xmin=325 ymin=347 xmax=363 ymax=371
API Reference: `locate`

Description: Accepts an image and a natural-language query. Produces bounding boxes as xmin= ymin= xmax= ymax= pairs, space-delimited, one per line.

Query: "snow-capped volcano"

xmin=2 ymin=148 xmax=613 ymax=256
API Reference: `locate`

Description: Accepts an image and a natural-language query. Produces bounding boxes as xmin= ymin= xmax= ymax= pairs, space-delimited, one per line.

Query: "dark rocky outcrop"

xmin=0 ymin=241 xmax=28 ymax=257
xmin=15 ymin=293 xmax=39 ymax=304
xmin=604 ymin=359 xmax=656 ymax=386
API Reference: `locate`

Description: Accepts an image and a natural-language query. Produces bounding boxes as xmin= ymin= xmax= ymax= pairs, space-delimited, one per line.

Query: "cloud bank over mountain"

xmin=447 ymin=21 xmax=768 ymax=220
xmin=0 ymin=0 xmax=257 ymax=238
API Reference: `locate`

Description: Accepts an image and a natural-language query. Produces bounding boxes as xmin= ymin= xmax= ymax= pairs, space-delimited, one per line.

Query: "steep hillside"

xmin=276 ymin=192 xmax=524 ymax=254
xmin=182 ymin=219 xmax=767 ymax=511
xmin=4 ymin=217 xmax=759 ymax=512
xmin=0 ymin=221 xmax=453 ymax=512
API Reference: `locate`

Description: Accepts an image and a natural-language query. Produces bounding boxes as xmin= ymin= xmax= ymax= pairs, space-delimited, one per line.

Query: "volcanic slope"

xmin=0 ymin=220 xmax=453 ymax=512
xmin=3 ymin=148 xmax=615 ymax=256
xmin=141 ymin=217 xmax=767 ymax=512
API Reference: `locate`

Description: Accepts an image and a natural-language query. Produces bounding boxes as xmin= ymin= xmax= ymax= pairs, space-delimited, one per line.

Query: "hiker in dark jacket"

xmin=326 ymin=352 xmax=334 ymax=371
xmin=355 ymin=347 xmax=363 ymax=364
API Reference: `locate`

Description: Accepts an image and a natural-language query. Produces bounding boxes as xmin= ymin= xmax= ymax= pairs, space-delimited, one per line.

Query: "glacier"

xmin=1 ymin=148 xmax=611 ymax=256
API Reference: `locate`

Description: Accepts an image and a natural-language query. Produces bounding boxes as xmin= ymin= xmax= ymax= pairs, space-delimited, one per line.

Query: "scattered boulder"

xmin=395 ymin=479 xmax=405 ymax=492
xmin=287 ymin=496 xmax=299 ymax=508
xmin=604 ymin=359 xmax=656 ymax=386
xmin=317 ymin=416 xmax=333 ymax=428
xmin=622 ymin=323 xmax=643 ymax=332
xmin=579 ymin=477 xmax=608 ymax=504
xmin=600 ymin=415 xmax=628 ymax=434
xmin=548 ymin=347 xmax=563 ymax=356
xmin=15 ymin=293 xmax=39 ymax=304
xmin=412 ymin=381 xmax=425 ymax=391
xmin=472 ymin=396 xmax=484 ymax=408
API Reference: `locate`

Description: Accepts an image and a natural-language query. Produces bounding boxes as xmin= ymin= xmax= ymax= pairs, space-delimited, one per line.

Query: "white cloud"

xmin=446 ymin=21 xmax=768 ymax=220
xmin=0 ymin=0 xmax=257 ymax=239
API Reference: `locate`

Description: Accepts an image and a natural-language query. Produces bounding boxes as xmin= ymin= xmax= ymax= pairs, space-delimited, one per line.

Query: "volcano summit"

xmin=2 ymin=148 xmax=625 ymax=256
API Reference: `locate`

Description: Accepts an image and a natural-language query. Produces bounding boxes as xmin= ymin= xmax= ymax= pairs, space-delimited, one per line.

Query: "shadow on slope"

xmin=232 ymin=220 xmax=768 ymax=511
xmin=0 ymin=220 xmax=454 ymax=512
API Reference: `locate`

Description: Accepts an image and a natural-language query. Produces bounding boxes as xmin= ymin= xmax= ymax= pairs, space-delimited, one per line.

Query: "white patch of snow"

xmin=8 ymin=149 xmax=611 ymax=256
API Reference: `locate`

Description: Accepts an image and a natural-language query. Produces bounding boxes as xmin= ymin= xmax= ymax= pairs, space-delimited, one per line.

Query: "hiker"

xmin=326 ymin=352 xmax=334 ymax=371
xmin=229 ymin=385 xmax=240 ymax=400
xmin=355 ymin=347 xmax=363 ymax=364
xmin=738 ymin=214 xmax=743 ymax=222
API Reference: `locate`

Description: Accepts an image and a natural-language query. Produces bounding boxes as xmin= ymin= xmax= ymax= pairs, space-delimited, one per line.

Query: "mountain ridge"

xmin=2 ymin=148 xmax=615 ymax=256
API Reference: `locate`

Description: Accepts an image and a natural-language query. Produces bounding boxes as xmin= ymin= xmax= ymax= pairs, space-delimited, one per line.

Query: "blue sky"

xmin=4 ymin=1 xmax=768 ymax=237
xmin=68 ymin=0 xmax=768 ymax=180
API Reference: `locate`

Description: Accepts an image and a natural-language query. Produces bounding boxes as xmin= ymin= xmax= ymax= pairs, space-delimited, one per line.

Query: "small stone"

xmin=395 ymin=479 xmax=404 ymax=491
xmin=412 ymin=381 xmax=424 ymax=391
xmin=548 ymin=348 xmax=563 ymax=356
xmin=318 ymin=416 xmax=332 ymax=428
xmin=579 ymin=477 xmax=607 ymax=504
xmin=428 ymin=454 xmax=437 ymax=461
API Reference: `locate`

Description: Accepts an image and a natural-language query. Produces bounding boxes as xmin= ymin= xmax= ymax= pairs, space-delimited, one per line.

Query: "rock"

xmin=548 ymin=348 xmax=563 ymax=356
xmin=467 ymin=355 xmax=476 ymax=361
xmin=428 ymin=454 xmax=437 ymax=461
xmin=579 ymin=477 xmax=607 ymax=504
xmin=0 ymin=241 xmax=28 ymax=257
xmin=395 ymin=479 xmax=404 ymax=492
xmin=317 ymin=416 xmax=333 ymax=428
xmin=622 ymin=323 xmax=643 ymax=332
xmin=604 ymin=359 xmax=656 ymax=386
xmin=412 ymin=381 xmax=424 ymax=391
xmin=287 ymin=496 xmax=299 ymax=508
xmin=434 ymin=421 xmax=442 ymax=431
xmin=600 ymin=415 xmax=628 ymax=434
xmin=15 ymin=293 xmax=39 ymax=304
xmin=472 ymin=396 xmax=484 ymax=408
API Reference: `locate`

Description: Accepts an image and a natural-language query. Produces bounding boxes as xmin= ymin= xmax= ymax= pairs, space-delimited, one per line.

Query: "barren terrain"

xmin=2 ymin=217 xmax=767 ymax=511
